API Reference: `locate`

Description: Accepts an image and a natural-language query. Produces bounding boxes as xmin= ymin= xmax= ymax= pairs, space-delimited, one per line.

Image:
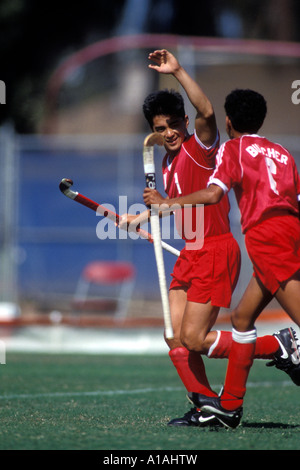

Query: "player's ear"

xmin=225 ymin=116 xmax=233 ymax=137
xmin=184 ymin=115 xmax=189 ymax=128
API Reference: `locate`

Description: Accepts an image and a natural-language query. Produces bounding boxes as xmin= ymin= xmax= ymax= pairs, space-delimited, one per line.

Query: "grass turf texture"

xmin=0 ymin=353 xmax=299 ymax=450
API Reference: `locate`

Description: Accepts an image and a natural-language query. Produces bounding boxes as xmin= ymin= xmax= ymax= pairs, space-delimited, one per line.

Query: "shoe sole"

xmin=289 ymin=328 xmax=300 ymax=364
xmin=275 ymin=328 xmax=300 ymax=362
xmin=273 ymin=328 xmax=300 ymax=385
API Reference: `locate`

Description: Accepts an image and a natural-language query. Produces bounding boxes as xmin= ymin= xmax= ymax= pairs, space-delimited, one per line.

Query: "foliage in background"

xmin=0 ymin=0 xmax=299 ymax=133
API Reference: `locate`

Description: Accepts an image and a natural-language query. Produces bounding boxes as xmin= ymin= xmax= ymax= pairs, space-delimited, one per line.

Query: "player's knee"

xmin=180 ymin=330 xmax=206 ymax=353
xmin=231 ymin=308 xmax=254 ymax=332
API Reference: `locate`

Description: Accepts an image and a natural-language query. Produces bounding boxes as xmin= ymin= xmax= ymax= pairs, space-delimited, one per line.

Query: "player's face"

xmin=152 ymin=114 xmax=189 ymax=156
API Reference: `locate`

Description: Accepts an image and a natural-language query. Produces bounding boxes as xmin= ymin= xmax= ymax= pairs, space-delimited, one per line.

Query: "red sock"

xmin=220 ymin=329 xmax=256 ymax=411
xmin=255 ymin=335 xmax=279 ymax=358
xmin=169 ymin=347 xmax=217 ymax=397
xmin=208 ymin=330 xmax=279 ymax=359
xmin=208 ymin=331 xmax=232 ymax=358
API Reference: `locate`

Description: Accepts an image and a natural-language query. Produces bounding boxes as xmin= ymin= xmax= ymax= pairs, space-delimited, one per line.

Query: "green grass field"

xmin=0 ymin=352 xmax=299 ymax=451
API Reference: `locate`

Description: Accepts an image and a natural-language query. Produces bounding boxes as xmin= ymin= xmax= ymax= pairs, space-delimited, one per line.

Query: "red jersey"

xmin=162 ymin=132 xmax=231 ymax=244
xmin=209 ymin=134 xmax=300 ymax=233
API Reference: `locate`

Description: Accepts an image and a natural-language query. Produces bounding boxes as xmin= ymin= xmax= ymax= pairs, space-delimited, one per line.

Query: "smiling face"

xmin=152 ymin=114 xmax=189 ymax=157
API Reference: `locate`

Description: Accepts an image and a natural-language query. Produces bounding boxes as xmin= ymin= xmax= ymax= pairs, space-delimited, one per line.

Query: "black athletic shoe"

xmin=167 ymin=407 xmax=199 ymax=426
xmin=167 ymin=407 xmax=220 ymax=427
xmin=188 ymin=393 xmax=243 ymax=429
xmin=266 ymin=327 xmax=300 ymax=386
xmin=191 ymin=410 xmax=221 ymax=427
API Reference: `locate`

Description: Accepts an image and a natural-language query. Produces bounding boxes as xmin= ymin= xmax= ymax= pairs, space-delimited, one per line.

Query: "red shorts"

xmin=245 ymin=215 xmax=300 ymax=294
xmin=170 ymin=232 xmax=241 ymax=307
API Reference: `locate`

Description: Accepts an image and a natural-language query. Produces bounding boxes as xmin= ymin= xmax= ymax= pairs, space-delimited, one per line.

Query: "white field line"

xmin=0 ymin=380 xmax=292 ymax=401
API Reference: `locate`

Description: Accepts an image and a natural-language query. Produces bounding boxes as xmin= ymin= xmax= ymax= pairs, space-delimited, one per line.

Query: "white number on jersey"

xmin=265 ymin=157 xmax=279 ymax=195
xmin=174 ymin=172 xmax=182 ymax=194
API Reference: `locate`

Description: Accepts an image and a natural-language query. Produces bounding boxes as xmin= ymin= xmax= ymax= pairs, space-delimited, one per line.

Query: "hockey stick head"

xmin=59 ymin=178 xmax=77 ymax=200
xmin=59 ymin=178 xmax=73 ymax=192
xmin=143 ymin=133 xmax=164 ymax=191
xmin=143 ymin=132 xmax=164 ymax=148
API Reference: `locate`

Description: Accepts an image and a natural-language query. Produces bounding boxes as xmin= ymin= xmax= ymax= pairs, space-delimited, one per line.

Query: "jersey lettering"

xmin=246 ymin=144 xmax=288 ymax=165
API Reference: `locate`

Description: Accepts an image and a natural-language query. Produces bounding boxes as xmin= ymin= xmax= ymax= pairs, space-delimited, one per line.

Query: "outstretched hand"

xmin=148 ymin=49 xmax=181 ymax=75
xmin=118 ymin=214 xmax=141 ymax=233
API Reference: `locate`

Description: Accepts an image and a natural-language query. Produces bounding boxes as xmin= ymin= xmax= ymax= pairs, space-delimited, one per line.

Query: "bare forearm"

xmin=173 ymin=63 xmax=217 ymax=146
xmin=167 ymin=187 xmax=222 ymax=208
xmin=143 ymin=185 xmax=224 ymax=209
xmin=173 ymin=66 xmax=214 ymax=120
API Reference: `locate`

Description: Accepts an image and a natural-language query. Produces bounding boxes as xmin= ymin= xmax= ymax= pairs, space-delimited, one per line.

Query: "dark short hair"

xmin=224 ymin=89 xmax=267 ymax=133
xmin=143 ymin=89 xmax=186 ymax=128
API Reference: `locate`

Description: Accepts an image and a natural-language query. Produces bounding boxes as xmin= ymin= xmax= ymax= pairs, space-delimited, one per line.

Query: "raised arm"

xmin=148 ymin=49 xmax=218 ymax=147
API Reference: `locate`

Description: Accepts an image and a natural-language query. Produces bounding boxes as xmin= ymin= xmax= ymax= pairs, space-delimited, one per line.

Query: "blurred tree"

xmin=251 ymin=0 xmax=299 ymax=41
xmin=0 ymin=0 xmax=125 ymax=132
xmin=146 ymin=0 xmax=216 ymax=36
xmin=214 ymin=0 xmax=300 ymax=41
xmin=0 ymin=0 xmax=299 ymax=133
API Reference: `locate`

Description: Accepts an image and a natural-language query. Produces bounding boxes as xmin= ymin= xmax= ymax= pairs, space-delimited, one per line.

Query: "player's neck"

xmin=229 ymin=130 xmax=249 ymax=140
xmin=166 ymin=151 xmax=178 ymax=164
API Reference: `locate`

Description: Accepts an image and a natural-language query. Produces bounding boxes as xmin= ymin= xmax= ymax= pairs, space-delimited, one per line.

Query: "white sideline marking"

xmin=0 ymin=381 xmax=292 ymax=401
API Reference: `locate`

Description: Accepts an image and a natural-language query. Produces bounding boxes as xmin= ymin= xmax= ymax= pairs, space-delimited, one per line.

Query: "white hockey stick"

xmin=143 ymin=133 xmax=174 ymax=339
